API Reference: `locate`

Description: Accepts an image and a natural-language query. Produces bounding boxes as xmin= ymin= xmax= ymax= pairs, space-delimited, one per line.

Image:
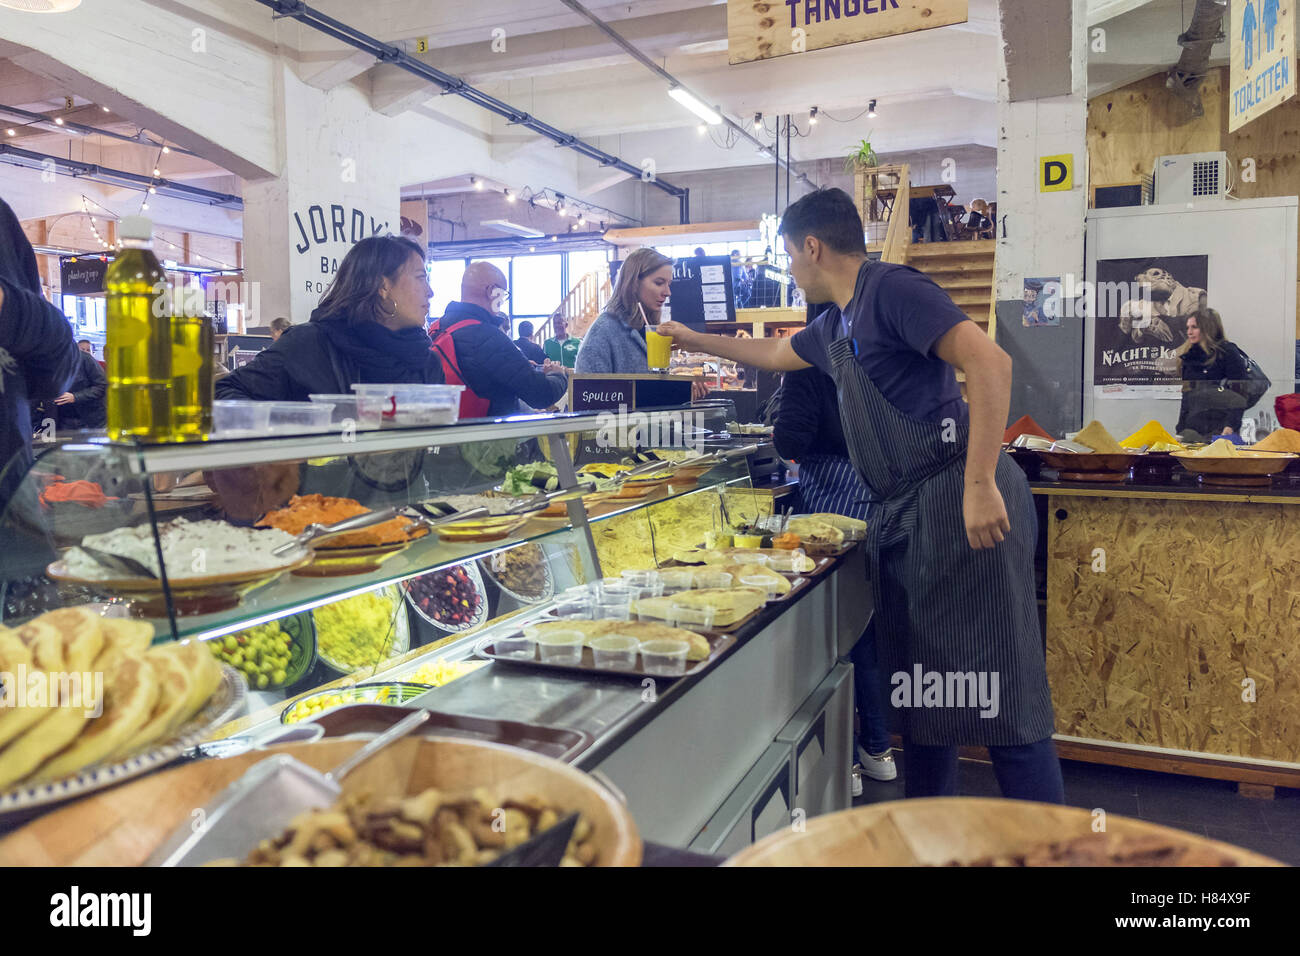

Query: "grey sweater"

xmin=575 ymin=311 xmax=648 ymax=374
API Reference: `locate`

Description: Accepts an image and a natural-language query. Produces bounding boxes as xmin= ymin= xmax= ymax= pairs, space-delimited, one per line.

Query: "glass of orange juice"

xmin=646 ymin=327 xmax=672 ymax=370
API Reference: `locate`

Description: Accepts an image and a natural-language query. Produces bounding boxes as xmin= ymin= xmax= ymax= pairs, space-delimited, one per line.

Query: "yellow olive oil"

xmin=105 ymin=218 xmax=171 ymax=441
xmin=168 ymin=281 xmax=213 ymax=440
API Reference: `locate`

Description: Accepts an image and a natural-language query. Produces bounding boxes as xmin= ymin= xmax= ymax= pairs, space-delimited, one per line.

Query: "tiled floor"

xmin=854 ymin=752 xmax=1300 ymax=865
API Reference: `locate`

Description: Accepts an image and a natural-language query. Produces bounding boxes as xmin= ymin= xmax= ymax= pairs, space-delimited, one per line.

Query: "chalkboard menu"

xmin=609 ymin=256 xmax=736 ymax=329
xmin=59 ymin=256 xmax=109 ymax=295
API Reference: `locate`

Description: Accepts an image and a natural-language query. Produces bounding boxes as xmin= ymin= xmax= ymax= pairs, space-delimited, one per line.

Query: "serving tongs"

xmin=271 ymin=505 xmax=491 ymax=556
xmin=671 ymin=442 xmax=763 ymax=471
xmin=419 ymin=483 xmax=598 ymax=522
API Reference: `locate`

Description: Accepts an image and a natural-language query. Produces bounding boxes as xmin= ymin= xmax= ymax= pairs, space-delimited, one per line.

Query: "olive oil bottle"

xmin=105 ymin=217 xmax=171 ymax=441
xmin=169 ymin=284 xmax=213 ymax=440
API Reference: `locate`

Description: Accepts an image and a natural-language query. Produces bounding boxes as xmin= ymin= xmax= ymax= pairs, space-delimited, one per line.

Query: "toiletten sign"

xmin=1230 ymin=0 xmax=1295 ymax=132
xmin=727 ymin=0 xmax=968 ymax=64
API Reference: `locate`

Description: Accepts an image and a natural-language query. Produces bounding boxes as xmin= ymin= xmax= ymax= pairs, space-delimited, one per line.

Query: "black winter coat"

xmin=1177 ymin=341 xmax=1250 ymax=436
xmin=772 ymin=366 xmax=849 ymax=461
xmin=431 ymin=302 xmax=567 ymax=417
xmin=56 ymin=350 xmax=107 ymax=430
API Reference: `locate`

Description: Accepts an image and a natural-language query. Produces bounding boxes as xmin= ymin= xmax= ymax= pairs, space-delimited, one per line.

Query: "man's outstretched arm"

xmin=657 ymin=321 xmax=812 ymax=372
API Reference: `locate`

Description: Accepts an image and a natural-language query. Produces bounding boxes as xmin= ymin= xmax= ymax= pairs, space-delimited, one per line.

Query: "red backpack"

xmin=1276 ymin=394 xmax=1300 ymax=431
xmin=429 ymin=319 xmax=491 ymax=419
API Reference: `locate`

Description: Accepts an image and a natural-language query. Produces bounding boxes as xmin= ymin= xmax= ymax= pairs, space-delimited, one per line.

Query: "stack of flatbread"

xmin=785 ymin=517 xmax=847 ymax=553
xmin=0 ymin=606 xmax=223 ymax=791
xmin=795 ymin=513 xmax=867 ymax=540
xmin=671 ymin=550 xmax=818 ymax=573
xmin=525 ymin=619 xmax=711 ymax=661
xmin=631 ymin=588 xmax=766 ymax=628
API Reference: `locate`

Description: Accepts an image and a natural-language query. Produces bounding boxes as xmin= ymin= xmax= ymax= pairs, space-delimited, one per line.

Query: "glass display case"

xmin=0 ymin=406 xmax=761 ymax=731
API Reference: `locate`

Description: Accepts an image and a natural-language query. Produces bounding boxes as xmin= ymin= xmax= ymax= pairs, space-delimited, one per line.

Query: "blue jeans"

xmin=902 ymin=737 xmax=1066 ymax=803
xmin=848 ymin=619 xmax=892 ymax=756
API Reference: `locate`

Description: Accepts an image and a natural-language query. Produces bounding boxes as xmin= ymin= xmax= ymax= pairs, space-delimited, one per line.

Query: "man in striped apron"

xmin=661 ymin=189 xmax=1063 ymax=802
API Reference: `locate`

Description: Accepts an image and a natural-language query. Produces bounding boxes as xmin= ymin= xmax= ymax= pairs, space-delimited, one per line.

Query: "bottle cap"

xmin=118 ymin=216 xmax=153 ymax=240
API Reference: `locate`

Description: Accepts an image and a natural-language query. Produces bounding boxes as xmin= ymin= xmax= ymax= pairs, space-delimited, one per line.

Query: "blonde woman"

xmin=576 ymin=248 xmax=709 ymax=399
xmin=1174 ymin=308 xmax=1249 ymax=439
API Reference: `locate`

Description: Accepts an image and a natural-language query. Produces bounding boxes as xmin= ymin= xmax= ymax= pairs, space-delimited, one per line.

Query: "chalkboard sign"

xmin=609 ymin=256 xmax=736 ymax=330
xmin=571 ymin=377 xmax=635 ymax=412
xmin=59 ymin=256 xmax=109 ymax=295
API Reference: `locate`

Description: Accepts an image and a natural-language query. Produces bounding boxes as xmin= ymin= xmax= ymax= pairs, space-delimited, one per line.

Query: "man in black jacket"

xmin=51 ymin=349 xmax=107 ymax=431
xmin=429 ymin=262 xmax=567 ymax=417
xmin=0 ymin=196 xmax=79 ymax=507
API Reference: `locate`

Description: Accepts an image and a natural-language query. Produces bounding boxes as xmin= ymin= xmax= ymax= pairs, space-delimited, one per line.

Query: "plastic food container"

xmin=741 ymin=574 xmax=780 ymax=602
xmin=495 ymin=634 xmax=536 ymax=659
xmin=350 ymin=383 xmax=464 ymax=426
xmin=767 ymin=550 xmax=806 ymax=574
xmin=590 ymin=634 xmax=640 ymax=668
xmin=639 ymin=638 xmax=690 ymax=675
xmin=734 ymin=534 xmax=764 ymax=549
xmin=535 ymin=629 xmax=585 ymax=664
xmin=631 ymin=581 xmax=664 ymax=600
xmin=668 ymin=602 xmax=717 ymax=630
xmin=693 ymin=571 xmax=733 ymax=591
xmin=620 ymin=569 xmax=661 ymax=589
xmin=594 ymin=598 xmax=631 ymax=622
xmin=212 ymin=400 xmax=273 ymax=437
xmin=553 ymin=597 xmax=592 ymax=619
xmin=732 ymin=552 xmax=770 ymax=568
xmin=658 ymin=570 xmax=694 ymax=594
xmin=309 ymin=393 xmax=375 ymax=427
xmin=266 ymin=401 xmax=334 ymax=434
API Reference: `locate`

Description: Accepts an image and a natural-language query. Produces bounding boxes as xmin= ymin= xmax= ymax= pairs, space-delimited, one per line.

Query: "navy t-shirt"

xmin=791 ymin=262 xmax=969 ymax=425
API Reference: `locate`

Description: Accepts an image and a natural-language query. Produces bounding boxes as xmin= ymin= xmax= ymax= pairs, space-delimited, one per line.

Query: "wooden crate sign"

xmin=1230 ymin=0 xmax=1295 ymax=132
xmin=727 ymin=0 xmax=968 ymax=64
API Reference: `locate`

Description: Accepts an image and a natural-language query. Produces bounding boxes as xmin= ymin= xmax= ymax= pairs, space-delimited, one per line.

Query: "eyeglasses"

xmin=491 ymin=286 xmax=511 ymax=302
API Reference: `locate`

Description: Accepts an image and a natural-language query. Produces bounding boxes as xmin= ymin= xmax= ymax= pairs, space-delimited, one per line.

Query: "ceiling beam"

xmin=1088 ymin=0 xmax=1160 ymax=27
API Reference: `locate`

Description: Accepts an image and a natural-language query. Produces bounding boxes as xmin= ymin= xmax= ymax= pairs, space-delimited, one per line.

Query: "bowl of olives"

xmin=206 ymin=612 xmax=316 ymax=691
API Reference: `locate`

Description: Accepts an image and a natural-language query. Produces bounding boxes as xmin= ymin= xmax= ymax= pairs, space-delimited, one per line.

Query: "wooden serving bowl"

xmin=0 ymin=736 xmax=641 ymax=867
xmin=1035 ymin=450 xmax=1142 ymax=483
xmin=1171 ymin=450 xmax=1296 ymax=487
xmin=724 ymin=798 xmax=1282 ymax=867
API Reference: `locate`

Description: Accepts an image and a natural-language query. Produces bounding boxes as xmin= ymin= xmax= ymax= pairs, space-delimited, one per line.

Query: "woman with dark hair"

xmin=216 ymin=235 xmax=443 ymax=400
xmin=1174 ymin=308 xmax=1249 ymax=440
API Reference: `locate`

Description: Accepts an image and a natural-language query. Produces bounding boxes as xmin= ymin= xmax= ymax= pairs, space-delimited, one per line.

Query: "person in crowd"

xmin=693 ymin=247 xmax=706 ymax=258
xmin=1174 ymin=308 xmax=1250 ymax=440
xmin=51 ymin=343 xmax=107 ymax=431
xmin=427 ymin=261 xmax=567 ymax=417
xmin=964 ymin=198 xmax=993 ymax=238
xmin=773 ymin=365 xmax=896 ymax=793
xmin=269 ymin=316 xmax=292 ymax=341
xmin=659 ymin=188 xmax=1064 ymax=803
xmin=216 ymin=235 xmax=444 ymax=401
xmin=731 ymin=250 xmax=752 ymax=308
xmin=513 ymin=320 xmax=547 ymax=364
xmin=77 ymin=338 xmax=105 ymax=370
xmin=0 ymin=196 xmax=79 ymax=507
xmin=543 ymin=314 xmax=581 ymax=369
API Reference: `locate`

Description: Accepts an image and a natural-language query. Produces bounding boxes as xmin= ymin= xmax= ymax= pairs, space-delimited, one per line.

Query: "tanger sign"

xmin=727 ymin=0 xmax=968 ymax=64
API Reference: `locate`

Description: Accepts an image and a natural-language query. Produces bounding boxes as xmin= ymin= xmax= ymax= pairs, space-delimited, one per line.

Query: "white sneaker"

xmin=851 ymin=764 xmax=864 ymax=798
xmin=857 ymin=744 xmax=898 ymax=782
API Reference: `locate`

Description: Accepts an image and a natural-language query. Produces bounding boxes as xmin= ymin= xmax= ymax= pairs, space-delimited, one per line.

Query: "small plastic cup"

xmin=740 ymin=574 xmax=780 ymax=602
xmin=732 ymin=552 xmax=770 ymax=568
xmin=553 ymin=597 xmax=592 ymax=619
xmin=734 ymin=534 xmax=764 ymax=549
xmin=496 ymin=634 xmax=536 ymax=659
xmin=668 ymin=602 xmax=717 ymax=631
xmin=639 ymin=638 xmax=690 ymax=676
xmin=658 ymin=570 xmax=694 ymax=594
xmin=620 ymin=569 xmax=661 ymax=590
xmin=535 ymin=629 xmax=585 ymax=664
xmin=693 ymin=571 xmax=733 ymax=591
xmin=590 ymin=634 xmax=640 ymax=669
xmin=631 ymin=580 xmax=665 ymax=600
xmin=594 ymin=598 xmax=631 ymax=621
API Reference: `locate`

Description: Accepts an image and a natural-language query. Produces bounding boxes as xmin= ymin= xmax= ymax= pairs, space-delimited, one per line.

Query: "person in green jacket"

xmin=543 ymin=314 xmax=580 ymax=369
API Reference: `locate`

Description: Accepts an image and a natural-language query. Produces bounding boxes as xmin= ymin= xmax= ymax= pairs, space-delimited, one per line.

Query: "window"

xmin=510 ymin=253 xmax=562 ymax=319
xmin=427 ymin=259 xmax=465 ymax=319
xmin=566 ymin=249 xmax=609 ymax=291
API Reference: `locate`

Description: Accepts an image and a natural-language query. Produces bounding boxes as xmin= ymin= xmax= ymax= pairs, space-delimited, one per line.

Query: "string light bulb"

xmin=868 ymin=99 xmax=878 ymax=118
xmin=161 ymin=145 xmax=170 ymax=153
xmin=753 ymin=112 xmax=762 ymax=129
xmin=54 ymin=117 xmax=64 ymax=125
xmin=5 ymin=129 xmax=14 ymax=137
xmin=809 ymin=106 xmax=818 ymax=125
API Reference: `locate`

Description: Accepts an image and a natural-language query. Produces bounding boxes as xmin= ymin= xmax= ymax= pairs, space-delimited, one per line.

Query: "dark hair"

xmin=518 ymin=320 xmax=534 ymax=338
xmin=269 ymin=316 xmax=292 ymax=333
xmin=311 ymin=234 xmax=425 ymax=326
xmin=693 ymin=247 xmax=706 ymax=257
xmin=778 ymin=188 xmax=866 ymax=255
xmin=77 ymin=338 xmax=91 ymax=345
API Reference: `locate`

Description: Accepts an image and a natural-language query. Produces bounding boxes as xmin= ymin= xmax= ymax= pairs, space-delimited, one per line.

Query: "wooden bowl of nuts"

xmin=0 ymin=736 xmax=641 ymax=867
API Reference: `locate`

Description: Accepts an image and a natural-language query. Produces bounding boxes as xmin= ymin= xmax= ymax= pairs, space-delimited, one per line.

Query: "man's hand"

xmin=656 ymin=321 xmax=697 ymax=350
xmin=542 ymin=359 xmax=566 ymax=374
xmin=963 ymin=480 xmax=1010 ymax=549
xmin=690 ymin=379 xmax=710 ymax=401
xmin=53 ymin=392 xmax=75 ymax=405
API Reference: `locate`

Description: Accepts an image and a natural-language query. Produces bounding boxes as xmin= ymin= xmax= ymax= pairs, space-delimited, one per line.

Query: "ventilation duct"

xmin=1165 ymin=0 xmax=1228 ymax=120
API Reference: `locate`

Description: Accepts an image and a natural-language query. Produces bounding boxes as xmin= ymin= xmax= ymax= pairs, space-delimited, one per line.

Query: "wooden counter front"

xmin=1042 ymin=488 xmax=1300 ymax=790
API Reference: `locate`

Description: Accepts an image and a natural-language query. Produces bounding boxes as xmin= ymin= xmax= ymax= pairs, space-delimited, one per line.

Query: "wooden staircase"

xmin=539 ymin=269 xmax=611 ymax=342
xmin=903 ymin=240 xmax=997 ymax=336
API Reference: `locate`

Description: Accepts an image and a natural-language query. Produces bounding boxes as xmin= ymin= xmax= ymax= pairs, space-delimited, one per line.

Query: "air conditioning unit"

xmin=1150 ymin=152 xmax=1229 ymax=204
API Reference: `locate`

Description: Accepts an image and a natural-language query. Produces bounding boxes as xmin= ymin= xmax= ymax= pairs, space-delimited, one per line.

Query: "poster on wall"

xmin=1022 ymin=277 xmax=1061 ymax=327
xmin=1092 ymin=255 xmax=1209 ymax=399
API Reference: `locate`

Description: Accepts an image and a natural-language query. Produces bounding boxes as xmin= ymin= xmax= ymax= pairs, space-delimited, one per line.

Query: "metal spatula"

xmin=146 ymin=709 xmax=430 ymax=867
xmin=78 ymin=545 xmax=157 ymax=579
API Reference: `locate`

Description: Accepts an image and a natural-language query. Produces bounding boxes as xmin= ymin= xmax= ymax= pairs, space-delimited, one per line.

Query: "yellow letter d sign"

xmin=1040 ymin=155 xmax=1074 ymax=192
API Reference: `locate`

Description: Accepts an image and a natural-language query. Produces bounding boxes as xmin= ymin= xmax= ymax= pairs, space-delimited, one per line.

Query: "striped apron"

xmin=796 ymin=453 xmax=869 ymax=522
xmin=828 ymin=270 xmax=1056 ymax=746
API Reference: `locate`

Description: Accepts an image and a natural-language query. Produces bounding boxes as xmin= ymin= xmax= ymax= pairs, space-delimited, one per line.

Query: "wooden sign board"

xmin=1230 ymin=0 xmax=1295 ymax=132
xmin=728 ymin=0 xmax=968 ymax=65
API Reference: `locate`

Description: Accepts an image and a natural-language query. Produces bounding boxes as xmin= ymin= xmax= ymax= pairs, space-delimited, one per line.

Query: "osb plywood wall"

xmin=1088 ymin=68 xmax=1300 ymax=335
xmin=1046 ymin=494 xmax=1300 ymax=764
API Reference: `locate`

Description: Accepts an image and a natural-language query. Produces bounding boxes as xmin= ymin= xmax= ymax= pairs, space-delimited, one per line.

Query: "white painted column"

xmin=243 ymin=68 xmax=402 ymax=325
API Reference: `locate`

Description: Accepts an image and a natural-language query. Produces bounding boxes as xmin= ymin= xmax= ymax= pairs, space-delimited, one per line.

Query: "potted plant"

xmin=843 ymin=135 xmax=879 ymax=173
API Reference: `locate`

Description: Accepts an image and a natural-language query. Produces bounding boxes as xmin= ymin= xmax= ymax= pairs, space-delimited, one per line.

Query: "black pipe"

xmin=253 ymin=0 xmax=688 ymax=201
xmin=0 ymin=144 xmax=243 ymax=208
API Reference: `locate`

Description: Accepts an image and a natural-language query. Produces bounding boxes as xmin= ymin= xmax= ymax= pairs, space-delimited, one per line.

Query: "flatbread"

xmin=0 ymin=700 xmax=97 ymax=790
xmin=798 ymin=513 xmax=867 ymax=537
xmin=524 ymin=619 xmax=711 ymax=661
xmin=157 ymin=640 xmax=222 ymax=720
xmin=708 ymin=565 xmax=791 ymax=595
xmin=34 ymin=654 xmax=159 ymax=782
xmin=16 ymin=607 xmax=104 ymax=673
xmin=93 ymin=619 xmax=154 ymax=671
xmin=632 ymin=588 xmax=766 ymax=627
xmin=0 ymin=631 xmax=30 ymax=673
xmin=121 ymin=649 xmax=197 ymax=754
xmin=786 ymin=518 xmax=845 ymax=547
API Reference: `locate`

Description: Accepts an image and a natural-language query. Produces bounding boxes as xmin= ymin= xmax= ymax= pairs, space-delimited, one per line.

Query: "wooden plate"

xmin=724 ymin=797 xmax=1283 ymax=867
xmin=0 ymin=737 xmax=641 ymax=866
